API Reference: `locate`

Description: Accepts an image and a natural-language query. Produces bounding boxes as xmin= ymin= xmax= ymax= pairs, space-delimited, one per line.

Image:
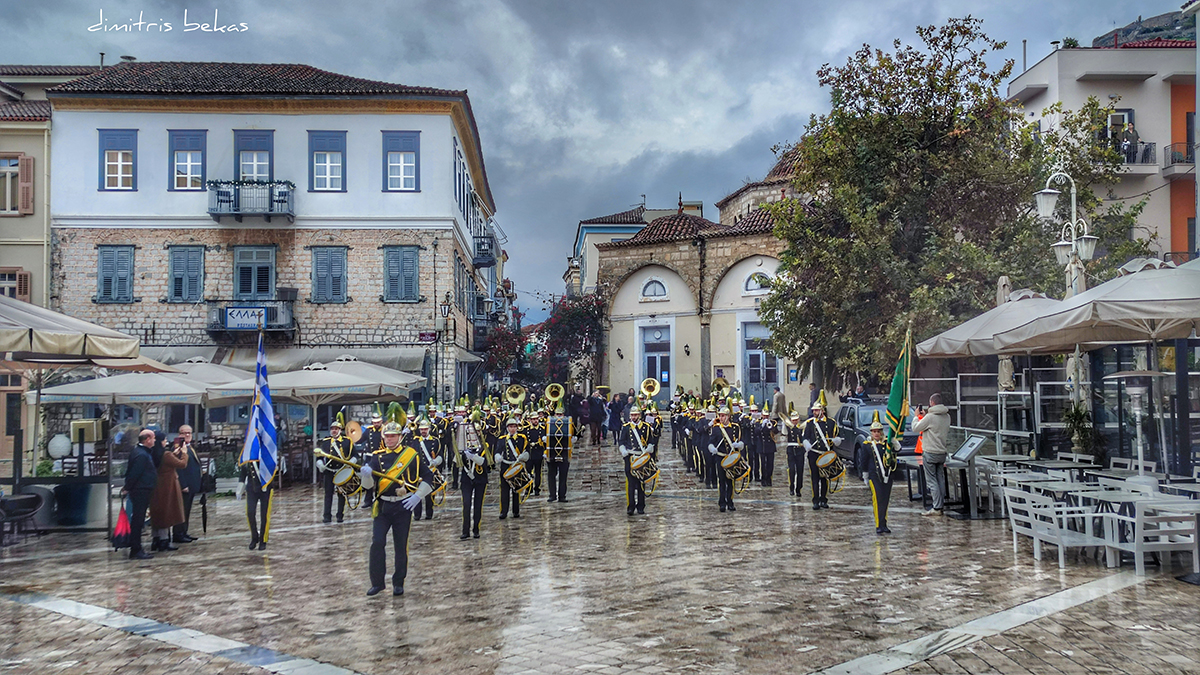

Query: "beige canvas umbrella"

xmin=917 ymin=290 xmax=1062 ymax=358
xmin=0 ymin=293 xmax=139 ymax=360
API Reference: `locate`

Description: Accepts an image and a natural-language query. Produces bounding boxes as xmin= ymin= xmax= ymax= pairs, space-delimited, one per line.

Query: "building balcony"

xmin=1114 ymin=141 xmax=1157 ymax=177
xmin=207 ymin=180 xmax=296 ymax=223
xmin=205 ymin=298 xmax=296 ymax=343
xmin=473 ymin=234 xmax=497 ymax=268
xmin=1164 ymin=142 xmax=1194 ymax=181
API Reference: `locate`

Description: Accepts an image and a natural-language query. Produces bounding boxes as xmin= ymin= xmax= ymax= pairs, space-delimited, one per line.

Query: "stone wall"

xmin=51 ymin=226 xmax=474 ymax=351
xmin=715 ymin=182 xmax=795 ymax=226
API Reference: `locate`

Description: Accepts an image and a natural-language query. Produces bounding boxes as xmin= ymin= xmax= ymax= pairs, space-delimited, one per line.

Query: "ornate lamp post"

xmin=439 ymin=292 xmax=453 ymax=400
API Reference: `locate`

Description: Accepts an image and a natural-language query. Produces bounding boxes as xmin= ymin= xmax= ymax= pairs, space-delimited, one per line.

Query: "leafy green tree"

xmin=761 ymin=17 xmax=1150 ymax=384
xmin=540 ymin=294 xmax=606 ymax=383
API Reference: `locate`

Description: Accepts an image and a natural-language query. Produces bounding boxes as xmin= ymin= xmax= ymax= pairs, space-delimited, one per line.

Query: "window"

xmin=98 ymin=129 xmax=137 ymax=190
xmin=0 ymin=268 xmax=32 ymax=301
xmin=234 ymin=130 xmax=273 ymax=182
xmin=311 ymin=247 xmax=348 ymax=303
xmin=640 ymin=278 xmax=668 ymax=300
xmin=97 ymin=245 xmax=134 ymax=303
xmin=383 ymin=246 xmax=419 ymax=302
xmin=168 ymin=246 xmax=204 ymax=302
xmin=0 ymin=155 xmax=33 ymax=214
xmin=745 ymin=272 xmax=772 ymax=294
xmin=168 ymin=130 xmax=206 ymax=191
xmin=382 ymin=131 xmax=420 ymax=191
xmin=309 ymin=131 xmax=346 ymax=192
xmin=234 ymin=246 xmax=275 ymax=301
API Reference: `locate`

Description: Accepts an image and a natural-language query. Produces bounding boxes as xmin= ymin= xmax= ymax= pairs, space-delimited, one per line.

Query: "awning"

xmin=0 ymin=293 xmax=139 ymax=358
xmin=455 ymin=347 xmax=483 ymax=363
xmin=139 ymin=345 xmax=219 ymax=365
xmin=220 ymin=346 xmax=428 ymax=373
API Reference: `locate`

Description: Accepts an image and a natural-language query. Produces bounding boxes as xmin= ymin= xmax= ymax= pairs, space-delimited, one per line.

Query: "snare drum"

xmin=630 ymin=452 xmax=659 ymax=483
xmin=333 ymin=465 xmax=362 ymax=497
xmin=720 ymin=451 xmax=751 ymax=481
xmin=502 ymin=463 xmax=534 ymax=494
xmin=815 ymin=450 xmax=844 ymax=479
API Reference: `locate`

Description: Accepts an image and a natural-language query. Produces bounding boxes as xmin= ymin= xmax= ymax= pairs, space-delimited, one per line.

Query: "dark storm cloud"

xmin=4 ymin=0 xmax=1179 ymax=321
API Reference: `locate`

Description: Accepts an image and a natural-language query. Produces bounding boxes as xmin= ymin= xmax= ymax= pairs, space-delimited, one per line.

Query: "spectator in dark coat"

xmin=122 ymin=429 xmax=158 ymax=560
xmin=569 ymin=387 xmax=585 ymax=439
xmin=607 ymin=395 xmax=625 ymax=441
xmin=172 ymin=425 xmax=202 ymax=543
xmin=149 ymin=433 xmax=188 ymax=552
xmin=588 ymin=390 xmax=607 ymax=445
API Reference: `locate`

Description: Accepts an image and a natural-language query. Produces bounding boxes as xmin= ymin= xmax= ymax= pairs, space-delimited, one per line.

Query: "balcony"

xmin=1164 ymin=142 xmax=1194 ymax=181
xmin=207 ymin=180 xmax=296 ymax=223
xmin=473 ymin=234 xmax=497 ymax=269
xmin=1116 ymin=141 xmax=1157 ymax=177
xmin=205 ymin=298 xmax=296 ymax=343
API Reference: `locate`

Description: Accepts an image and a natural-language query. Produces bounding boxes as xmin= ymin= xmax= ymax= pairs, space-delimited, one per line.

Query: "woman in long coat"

xmin=149 ymin=434 xmax=188 ymax=552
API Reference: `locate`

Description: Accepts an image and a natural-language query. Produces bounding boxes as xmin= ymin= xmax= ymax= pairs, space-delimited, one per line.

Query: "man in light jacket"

xmin=911 ymin=393 xmax=950 ymax=515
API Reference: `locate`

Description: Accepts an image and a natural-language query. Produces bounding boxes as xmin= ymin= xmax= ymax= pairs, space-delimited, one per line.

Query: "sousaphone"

xmin=640 ymin=377 xmax=660 ymax=399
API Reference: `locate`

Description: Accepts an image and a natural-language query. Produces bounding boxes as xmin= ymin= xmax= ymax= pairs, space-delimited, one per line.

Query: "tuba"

xmin=711 ymin=377 xmax=731 ymax=398
xmin=545 ymin=382 xmax=565 ymax=403
xmin=505 ymin=384 xmax=527 ymax=407
xmin=641 ymin=377 xmax=660 ymax=399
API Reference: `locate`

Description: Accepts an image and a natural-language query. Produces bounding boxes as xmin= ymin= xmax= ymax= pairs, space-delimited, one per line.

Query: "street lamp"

xmin=440 ymin=291 xmax=452 ymax=318
xmin=1035 ymin=171 xmax=1099 ymax=409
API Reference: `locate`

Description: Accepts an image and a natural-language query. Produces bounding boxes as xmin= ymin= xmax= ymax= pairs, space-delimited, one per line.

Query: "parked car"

xmin=835 ymin=400 xmax=918 ymax=477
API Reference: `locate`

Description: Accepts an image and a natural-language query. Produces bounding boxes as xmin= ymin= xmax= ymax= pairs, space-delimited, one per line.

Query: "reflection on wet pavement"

xmin=2 ymin=441 xmax=1198 ymax=674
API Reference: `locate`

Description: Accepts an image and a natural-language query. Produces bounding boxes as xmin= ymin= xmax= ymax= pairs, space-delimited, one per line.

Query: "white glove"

xmin=832 ymin=437 xmax=844 ymax=448
xmin=432 ymin=456 xmax=443 ymax=468
xmin=648 ymin=444 xmax=656 ymax=454
xmin=235 ymin=481 xmax=246 ymax=501
xmin=359 ymin=465 xmax=375 ymax=490
xmin=733 ymin=441 xmax=744 ymax=450
xmin=708 ymin=444 xmax=718 ymax=455
xmin=685 ymin=429 xmax=693 ymax=437
xmin=803 ymin=440 xmax=814 ymax=452
xmin=315 ymin=459 xmax=326 ymax=473
xmin=619 ymin=445 xmax=629 ymax=457
xmin=401 ymin=481 xmax=433 ymax=510
xmin=518 ymin=451 xmax=529 ymax=463
xmin=472 ymin=453 xmax=486 ymax=466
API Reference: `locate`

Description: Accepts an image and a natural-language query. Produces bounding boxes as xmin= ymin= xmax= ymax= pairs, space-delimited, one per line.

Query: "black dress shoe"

xmin=719 ymin=505 xmax=726 ymax=513
xmin=149 ymin=539 xmax=159 ymax=552
xmin=627 ymin=509 xmax=635 ymax=516
xmin=184 ymin=535 xmax=198 ymax=542
xmin=473 ymin=531 xmax=480 ymax=539
xmin=460 ymin=533 xmax=471 ymax=540
xmin=533 ymin=489 xmax=541 ymax=496
xmin=880 ymin=526 xmax=891 ymax=534
xmin=130 ymin=550 xmax=154 ymax=560
xmin=323 ymin=517 xmax=332 ymax=523
xmin=512 ymin=513 xmax=520 ymax=519
xmin=393 ymin=586 xmax=404 ymax=596
xmin=547 ymin=497 xmax=556 ymax=502
xmin=258 ymin=541 xmax=267 ymax=551
xmin=424 ymin=515 xmax=433 ymax=521
xmin=171 ymin=537 xmax=189 ymax=544
xmin=337 ymin=517 xmax=344 ymax=523
xmin=558 ymin=498 xmax=568 ymax=503
xmin=161 ymin=541 xmax=179 ymax=551
xmin=813 ymin=504 xmax=821 ymax=511
xmin=728 ymin=504 xmax=736 ymax=512
xmin=249 ymin=540 xmax=258 ymax=550
xmin=366 ymin=586 xmax=384 ymax=596
xmin=636 ymin=509 xmax=645 ymax=515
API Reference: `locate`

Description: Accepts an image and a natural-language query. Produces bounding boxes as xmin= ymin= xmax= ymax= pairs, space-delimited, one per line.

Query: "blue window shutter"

xmin=97 ymin=129 xmax=137 ymax=191
xmin=401 ymin=247 xmax=418 ymax=301
xmin=308 ymin=131 xmax=346 ymax=192
xmin=186 ymin=248 xmax=202 ymax=300
xmin=313 ymin=248 xmax=330 ymax=302
xmin=381 ymin=131 xmax=419 ymax=191
xmin=170 ymin=246 xmax=203 ymax=301
xmin=114 ymin=247 xmax=133 ymax=302
xmin=167 ymin=130 xmax=207 ymax=191
xmin=385 ymin=248 xmax=402 ymax=301
xmin=330 ymin=248 xmax=346 ymax=302
xmin=98 ymin=248 xmax=115 ymax=300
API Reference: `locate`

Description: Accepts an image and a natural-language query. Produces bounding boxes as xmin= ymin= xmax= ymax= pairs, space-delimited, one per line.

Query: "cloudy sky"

xmin=5 ymin=0 xmax=1181 ymax=321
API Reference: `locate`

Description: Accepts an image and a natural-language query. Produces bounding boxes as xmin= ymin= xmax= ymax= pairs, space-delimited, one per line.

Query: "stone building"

xmin=44 ymin=61 xmax=505 ymax=433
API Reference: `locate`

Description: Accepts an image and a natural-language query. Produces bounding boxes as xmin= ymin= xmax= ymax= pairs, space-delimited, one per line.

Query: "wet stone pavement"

xmin=2 ymin=436 xmax=1199 ymax=675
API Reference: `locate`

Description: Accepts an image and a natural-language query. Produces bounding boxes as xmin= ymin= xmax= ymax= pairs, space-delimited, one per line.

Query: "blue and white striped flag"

xmin=238 ymin=332 xmax=279 ymax=488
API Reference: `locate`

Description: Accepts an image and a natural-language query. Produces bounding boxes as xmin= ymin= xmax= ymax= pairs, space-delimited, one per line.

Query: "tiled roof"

xmin=598 ymin=213 xmax=728 ymax=249
xmin=1117 ymin=38 xmax=1195 ymax=48
xmin=46 ymin=61 xmax=464 ymax=97
xmin=0 ymin=100 xmax=51 ymax=121
xmin=580 ymin=205 xmax=647 ymax=225
xmin=0 ymin=65 xmax=100 ymax=77
xmin=718 ymin=207 xmax=778 ymax=236
xmin=715 ymin=147 xmax=799 ymax=208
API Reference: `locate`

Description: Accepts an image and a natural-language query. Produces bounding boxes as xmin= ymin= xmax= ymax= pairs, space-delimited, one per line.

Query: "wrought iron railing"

xmin=1118 ymin=141 xmax=1156 ymax=165
xmin=207 ymin=180 xmax=296 ymax=223
xmin=1165 ymin=142 xmax=1194 ymax=168
xmin=205 ymin=299 xmax=295 ymax=332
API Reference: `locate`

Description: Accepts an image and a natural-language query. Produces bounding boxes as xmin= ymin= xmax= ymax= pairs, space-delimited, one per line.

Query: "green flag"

xmin=885 ymin=327 xmax=912 ymax=447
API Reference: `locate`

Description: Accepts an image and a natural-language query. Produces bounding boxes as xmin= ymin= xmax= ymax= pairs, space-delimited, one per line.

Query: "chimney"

xmin=677 ymin=192 xmax=683 ymax=215
xmin=99 ymin=52 xmax=105 ymax=70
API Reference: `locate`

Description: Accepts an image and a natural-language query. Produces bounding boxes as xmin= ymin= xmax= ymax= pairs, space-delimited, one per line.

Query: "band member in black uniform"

xmin=740 ymin=401 xmax=758 ymax=483
xmin=497 ymin=418 xmax=530 ymax=519
xmin=802 ymin=393 xmax=843 ymax=510
xmin=355 ymin=404 xmax=385 ymax=508
xmin=545 ymin=402 xmax=573 ymax=503
xmin=459 ymin=411 xmax=490 ymax=539
xmin=785 ymin=409 xmax=804 ymax=496
xmin=865 ymin=411 xmax=899 ymax=534
xmin=702 ymin=403 xmax=718 ymax=488
xmin=358 ymin=403 xmax=437 ymax=596
xmin=645 ymin=403 xmax=662 ymax=462
xmin=316 ymin=412 xmax=354 ymax=523
xmin=618 ymin=404 xmax=651 ymax=515
xmin=708 ymin=406 xmax=744 ymax=512
xmin=409 ymin=416 xmax=443 ymax=521
xmin=528 ymin=408 xmax=546 ymax=496
xmin=240 ymin=461 xmax=276 ymax=550
xmin=759 ymin=405 xmax=777 ymax=487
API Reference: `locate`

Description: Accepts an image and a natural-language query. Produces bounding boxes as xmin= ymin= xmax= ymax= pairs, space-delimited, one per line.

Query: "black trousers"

xmin=869 ymin=472 xmax=893 ymax=529
xmin=128 ymin=489 xmax=153 ymax=555
xmin=247 ymin=488 xmax=271 ymax=543
xmin=748 ymin=445 xmax=760 ymax=482
xmin=717 ymin=471 xmax=734 ymax=508
xmin=760 ymin=449 xmax=776 ymax=486
xmin=808 ymin=452 xmax=829 ymax=506
xmin=460 ymin=477 xmax=486 ymax=535
xmin=413 ymin=495 xmax=435 ymax=520
xmin=370 ymin=499 xmax=413 ymax=588
xmin=500 ymin=473 xmax=521 ymax=517
xmin=787 ymin=447 xmax=804 ymax=494
xmin=529 ymin=450 xmax=544 ymax=494
xmin=172 ymin=490 xmax=195 ymax=539
xmin=322 ymin=469 xmax=345 ymax=520
xmin=548 ymin=458 xmax=569 ymax=501
xmin=704 ymin=450 xmax=718 ymax=488
xmin=624 ymin=457 xmax=645 ymax=513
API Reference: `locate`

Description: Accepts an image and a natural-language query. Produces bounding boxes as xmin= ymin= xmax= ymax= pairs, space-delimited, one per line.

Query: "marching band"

xmin=296 ymin=378 xmax=896 ymax=597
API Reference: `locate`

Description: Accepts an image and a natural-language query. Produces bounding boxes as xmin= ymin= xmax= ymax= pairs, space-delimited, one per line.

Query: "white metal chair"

xmin=1006 ymin=488 xmax=1108 ymax=568
xmin=1109 ymin=458 xmax=1131 ymax=470
xmin=1103 ymin=502 xmax=1199 ymax=575
xmin=1132 ymin=460 xmax=1157 ymax=474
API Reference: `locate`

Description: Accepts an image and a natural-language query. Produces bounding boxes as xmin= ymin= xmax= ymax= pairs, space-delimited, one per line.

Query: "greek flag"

xmin=238 ymin=332 xmax=279 ymax=488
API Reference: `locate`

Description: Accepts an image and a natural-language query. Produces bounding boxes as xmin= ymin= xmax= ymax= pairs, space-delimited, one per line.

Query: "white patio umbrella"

xmin=0 ymin=293 xmax=139 ymax=360
xmin=173 ymin=359 xmax=253 ymax=385
xmin=25 ymin=372 xmax=209 ymax=408
xmin=321 ymin=355 xmax=425 ymax=391
xmin=917 ymin=290 xmax=1062 ymax=358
